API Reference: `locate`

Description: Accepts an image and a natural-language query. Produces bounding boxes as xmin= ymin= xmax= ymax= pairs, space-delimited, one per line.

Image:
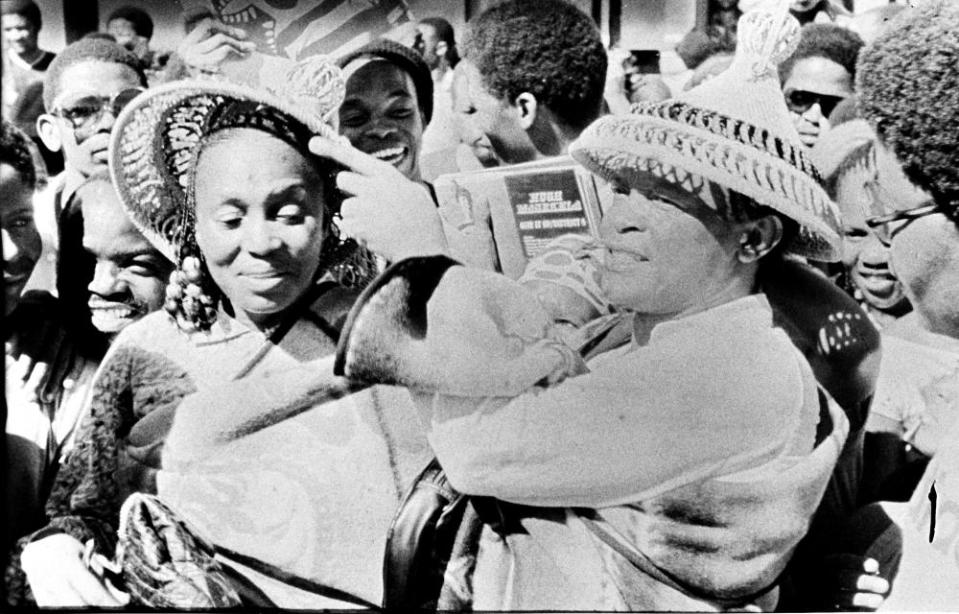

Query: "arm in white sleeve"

xmin=424 ymin=324 xmax=810 ymax=508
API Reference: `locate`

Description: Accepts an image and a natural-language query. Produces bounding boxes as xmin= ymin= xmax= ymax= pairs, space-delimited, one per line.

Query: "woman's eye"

xmin=6 ymin=215 xmax=34 ymax=229
xmin=611 ymin=181 xmax=631 ymax=196
xmin=843 ymin=228 xmax=868 ymax=240
xmin=215 ymin=207 xmax=244 ymax=228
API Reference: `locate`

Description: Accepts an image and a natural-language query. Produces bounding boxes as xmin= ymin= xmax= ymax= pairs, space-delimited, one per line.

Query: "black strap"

xmin=215 ymin=545 xmax=381 ymax=610
xmin=578 ymin=510 xmax=778 ymax=608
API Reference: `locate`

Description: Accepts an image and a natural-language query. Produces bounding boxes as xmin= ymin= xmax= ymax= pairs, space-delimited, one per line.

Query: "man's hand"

xmin=177 ymin=18 xmax=256 ymax=74
xmin=309 ymin=136 xmax=449 ymax=262
xmin=820 ymin=555 xmax=891 ymax=611
xmin=21 ymin=534 xmax=129 ymax=607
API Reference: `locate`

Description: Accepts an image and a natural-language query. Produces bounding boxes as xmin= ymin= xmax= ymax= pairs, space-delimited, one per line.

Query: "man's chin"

xmin=90 ymin=310 xmax=142 ymax=335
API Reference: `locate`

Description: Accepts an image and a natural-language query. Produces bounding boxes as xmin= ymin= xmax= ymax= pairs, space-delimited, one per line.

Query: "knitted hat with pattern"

xmin=337 ymin=38 xmax=434 ymax=125
xmin=570 ymin=0 xmax=841 ymax=261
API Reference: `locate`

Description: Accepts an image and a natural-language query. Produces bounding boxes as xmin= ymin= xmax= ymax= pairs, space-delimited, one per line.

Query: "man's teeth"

xmin=371 ymin=146 xmax=406 ymax=161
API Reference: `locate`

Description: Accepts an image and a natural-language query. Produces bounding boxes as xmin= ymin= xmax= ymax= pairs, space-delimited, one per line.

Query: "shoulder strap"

xmin=215 ymin=544 xmax=380 ymax=610
xmin=578 ymin=510 xmax=777 ymax=608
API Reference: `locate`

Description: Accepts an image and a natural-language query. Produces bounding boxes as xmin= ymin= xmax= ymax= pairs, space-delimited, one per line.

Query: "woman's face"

xmin=597 ymin=173 xmax=745 ymax=315
xmin=193 ymin=128 xmax=327 ymax=328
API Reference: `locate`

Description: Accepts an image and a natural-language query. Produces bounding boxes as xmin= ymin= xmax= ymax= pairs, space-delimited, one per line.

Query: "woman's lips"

xmin=602 ymin=249 xmax=648 ymax=272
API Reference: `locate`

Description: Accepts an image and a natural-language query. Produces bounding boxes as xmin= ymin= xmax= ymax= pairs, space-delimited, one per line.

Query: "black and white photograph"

xmin=2 ymin=0 xmax=957 ymax=610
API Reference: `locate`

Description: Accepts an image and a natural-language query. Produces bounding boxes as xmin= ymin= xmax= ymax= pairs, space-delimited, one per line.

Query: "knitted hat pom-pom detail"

xmin=735 ymin=0 xmax=801 ymax=79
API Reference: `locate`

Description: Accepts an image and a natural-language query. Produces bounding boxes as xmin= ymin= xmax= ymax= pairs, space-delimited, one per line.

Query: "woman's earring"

xmin=164 ymin=255 xmax=218 ymax=332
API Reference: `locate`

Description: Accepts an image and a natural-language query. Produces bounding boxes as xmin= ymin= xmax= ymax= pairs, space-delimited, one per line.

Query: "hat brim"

xmin=109 ymin=79 xmax=342 ymax=262
xmin=570 ymin=113 xmax=842 ymax=261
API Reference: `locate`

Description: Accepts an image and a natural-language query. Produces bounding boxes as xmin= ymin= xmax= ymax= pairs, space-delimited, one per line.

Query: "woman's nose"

xmin=242 ymin=219 xmax=282 ymax=255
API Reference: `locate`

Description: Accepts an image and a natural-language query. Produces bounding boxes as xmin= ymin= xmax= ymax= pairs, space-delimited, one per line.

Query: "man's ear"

xmin=737 ymin=215 xmax=784 ymax=264
xmin=436 ymin=41 xmax=448 ymax=61
xmin=36 ymin=114 xmax=63 ymax=153
xmin=513 ymin=92 xmax=538 ymax=130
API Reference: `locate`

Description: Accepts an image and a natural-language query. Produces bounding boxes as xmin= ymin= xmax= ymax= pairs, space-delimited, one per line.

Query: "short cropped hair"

xmin=107 ymin=5 xmax=154 ymax=40
xmin=465 ymin=0 xmax=607 ymax=131
xmin=42 ymin=38 xmax=147 ymax=111
xmin=419 ymin=16 xmax=459 ymax=68
xmin=857 ymin=1 xmax=959 ymax=207
xmin=0 ymin=120 xmax=38 ymax=189
xmin=779 ymin=23 xmax=864 ymax=84
xmin=0 ymin=0 xmax=41 ymax=30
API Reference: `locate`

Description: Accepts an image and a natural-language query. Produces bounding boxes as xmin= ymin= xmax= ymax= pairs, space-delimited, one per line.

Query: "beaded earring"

xmin=164 ymin=253 xmax=219 ymax=332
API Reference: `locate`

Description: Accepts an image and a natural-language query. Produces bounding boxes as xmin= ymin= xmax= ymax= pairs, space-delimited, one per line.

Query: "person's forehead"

xmin=80 ymin=192 xmax=151 ymax=254
xmin=344 ymin=60 xmax=416 ymax=101
xmin=0 ymin=164 xmax=33 ymax=209
xmin=783 ymin=56 xmax=853 ymax=98
xmin=54 ymin=60 xmax=141 ymax=103
xmin=416 ymin=23 xmax=437 ymax=39
xmin=874 ymin=142 xmax=932 ymax=212
xmin=2 ymin=14 xmax=31 ymax=28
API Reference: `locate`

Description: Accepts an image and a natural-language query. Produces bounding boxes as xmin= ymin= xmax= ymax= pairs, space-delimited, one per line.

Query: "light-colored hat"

xmin=570 ymin=1 xmax=842 ymax=261
xmin=109 ymin=57 xmax=347 ymax=262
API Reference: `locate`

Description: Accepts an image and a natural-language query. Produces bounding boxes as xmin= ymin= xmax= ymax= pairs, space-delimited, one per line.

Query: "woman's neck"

xmin=631 ymin=275 xmax=756 ymax=346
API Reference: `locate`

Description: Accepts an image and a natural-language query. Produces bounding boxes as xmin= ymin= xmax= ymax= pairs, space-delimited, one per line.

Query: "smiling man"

xmin=337 ymin=38 xmax=432 ymax=184
xmin=61 ymin=172 xmax=171 ymax=338
xmin=29 ymin=38 xmax=147 ymax=295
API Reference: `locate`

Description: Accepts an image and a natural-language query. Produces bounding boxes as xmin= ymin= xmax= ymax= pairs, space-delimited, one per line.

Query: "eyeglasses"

xmin=52 ymin=87 xmax=145 ymax=140
xmin=865 ymin=201 xmax=947 ymax=246
xmin=784 ymin=89 xmax=845 ymax=119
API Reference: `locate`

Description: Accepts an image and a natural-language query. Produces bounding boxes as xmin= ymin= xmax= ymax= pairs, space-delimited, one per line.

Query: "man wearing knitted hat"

xmin=855 ymin=3 xmax=959 ymax=606
xmin=337 ymin=38 xmax=433 ymax=183
xmin=313 ymin=2 xmax=887 ymax=609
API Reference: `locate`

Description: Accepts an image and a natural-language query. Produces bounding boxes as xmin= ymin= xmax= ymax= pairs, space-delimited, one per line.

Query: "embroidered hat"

xmin=569 ymin=0 xmax=842 ymax=261
xmin=109 ymin=56 xmax=347 ymax=262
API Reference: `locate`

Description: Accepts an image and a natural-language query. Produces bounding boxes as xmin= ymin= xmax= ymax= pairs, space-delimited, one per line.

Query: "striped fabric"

xmin=183 ymin=0 xmax=412 ymax=59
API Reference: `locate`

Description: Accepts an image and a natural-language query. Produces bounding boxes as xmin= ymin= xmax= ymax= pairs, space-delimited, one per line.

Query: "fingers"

xmin=851 ymin=590 xmax=886 ymax=611
xmin=183 ymin=17 xmax=248 ymax=45
xmin=22 ymin=535 xmax=124 ymax=607
xmin=857 ymin=572 xmax=890 ymax=595
xmin=309 ymin=136 xmax=399 ymax=179
xmin=193 ymin=31 xmax=256 ymax=57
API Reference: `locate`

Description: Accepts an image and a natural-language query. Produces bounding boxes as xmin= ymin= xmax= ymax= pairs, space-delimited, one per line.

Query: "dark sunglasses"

xmin=785 ymin=89 xmax=845 ymax=119
xmin=53 ymin=87 xmax=145 ymax=139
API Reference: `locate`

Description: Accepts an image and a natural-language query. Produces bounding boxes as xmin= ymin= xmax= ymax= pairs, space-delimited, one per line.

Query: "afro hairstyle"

xmin=464 ymin=0 xmax=607 ymax=131
xmin=0 ymin=119 xmax=38 ymax=189
xmin=779 ymin=23 xmax=864 ymax=84
xmin=42 ymin=38 xmax=147 ymax=111
xmin=857 ymin=1 xmax=959 ymax=207
xmin=106 ymin=5 xmax=154 ymax=40
xmin=0 ymin=0 xmax=41 ymax=29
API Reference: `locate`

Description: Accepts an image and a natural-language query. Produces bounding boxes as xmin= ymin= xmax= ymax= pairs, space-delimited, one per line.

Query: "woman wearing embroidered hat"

xmin=15 ymin=57 xmax=432 ymax=608
xmin=322 ymin=2 xmax=888 ymax=610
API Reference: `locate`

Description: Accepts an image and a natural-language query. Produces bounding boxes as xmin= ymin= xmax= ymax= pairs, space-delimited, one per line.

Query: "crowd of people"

xmin=3 ymin=0 xmax=959 ymax=610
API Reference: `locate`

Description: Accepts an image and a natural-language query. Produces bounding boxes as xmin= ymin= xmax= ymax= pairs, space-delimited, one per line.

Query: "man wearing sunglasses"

xmin=779 ymin=23 xmax=863 ymax=148
xmin=856 ymin=3 xmax=959 ymax=608
xmin=28 ymin=38 xmax=146 ymax=295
